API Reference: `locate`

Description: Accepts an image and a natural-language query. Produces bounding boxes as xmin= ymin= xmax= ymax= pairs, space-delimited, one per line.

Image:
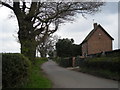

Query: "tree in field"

xmin=56 ymin=38 xmax=82 ymax=57
xmin=0 ymin=0 xmax=104 ymax=60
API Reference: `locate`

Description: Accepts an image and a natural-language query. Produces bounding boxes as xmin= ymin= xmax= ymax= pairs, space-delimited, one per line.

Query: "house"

xmin=81 ymin=23 xmax=114 ymax=57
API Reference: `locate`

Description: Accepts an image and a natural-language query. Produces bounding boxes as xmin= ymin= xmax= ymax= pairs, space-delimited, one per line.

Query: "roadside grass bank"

xmin=22 ymin=57 xmax=52 ymax=88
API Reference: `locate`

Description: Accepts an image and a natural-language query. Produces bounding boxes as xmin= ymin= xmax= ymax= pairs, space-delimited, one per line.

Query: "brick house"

xmin=81 ymin=23 xmax=114 ymax=57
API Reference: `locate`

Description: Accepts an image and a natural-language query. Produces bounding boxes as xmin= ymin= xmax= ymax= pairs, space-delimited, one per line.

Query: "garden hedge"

xmin=58 ymin=57 xmax=72 ymax=67
xmin=80 ymin=56 xmax=120 ymax=73
xmin=2 ymin=53 xmax=31 ymax=88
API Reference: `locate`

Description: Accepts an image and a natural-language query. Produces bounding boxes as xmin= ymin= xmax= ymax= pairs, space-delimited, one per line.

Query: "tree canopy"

xmin=0 ymin=0 xmax=104 ymax=60
xmin=37 ymin=34 xmax=59 ymax=57
xmin=56 ymin=38 xmax=82 ymax=57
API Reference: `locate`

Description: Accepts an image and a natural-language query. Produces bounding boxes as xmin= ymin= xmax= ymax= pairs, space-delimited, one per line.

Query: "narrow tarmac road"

xmin=41 ymin=60 xmax=119 ymax=88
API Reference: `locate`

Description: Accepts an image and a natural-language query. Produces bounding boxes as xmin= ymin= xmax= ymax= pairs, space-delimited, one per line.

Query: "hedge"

xmin=56 ymin=57 xmax=73 ymax=67
xmin=2 ymin=53 xmax=31 ymax=88
xmin=80 ymin=56 xmax=120 ymax=73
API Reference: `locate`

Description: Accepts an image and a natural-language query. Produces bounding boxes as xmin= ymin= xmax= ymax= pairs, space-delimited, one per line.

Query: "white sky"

xmin=55 ymin=2 xmax=119 ymax=49
xmin=0 ymin=2 xmax=119 ymax=53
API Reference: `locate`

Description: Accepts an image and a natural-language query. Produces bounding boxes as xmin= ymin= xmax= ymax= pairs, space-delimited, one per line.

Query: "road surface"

xmin=41 ymin=60 xmax=119 ymax=88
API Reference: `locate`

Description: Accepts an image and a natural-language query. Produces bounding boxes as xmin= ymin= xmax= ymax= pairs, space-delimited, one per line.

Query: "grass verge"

xmin=22 ymin=57 xmax=52 ymax=88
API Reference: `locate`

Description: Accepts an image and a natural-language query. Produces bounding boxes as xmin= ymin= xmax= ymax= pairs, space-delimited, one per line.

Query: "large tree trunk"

xmin=18 ymin=19 xmax=37 ymax=61
xmin=38 ymin=48 xmax=47 ymax=57
xmin=21 ymin=39 xmax=36 ymax=61
xmin=11 ymin=2 xmax=38 ymax=61
xmin=40 ymin=51 xmax=47 ymax=57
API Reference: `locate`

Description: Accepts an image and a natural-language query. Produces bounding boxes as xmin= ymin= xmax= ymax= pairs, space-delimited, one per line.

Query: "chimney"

xmin=93 ymin=23 xmax=97 ymax=29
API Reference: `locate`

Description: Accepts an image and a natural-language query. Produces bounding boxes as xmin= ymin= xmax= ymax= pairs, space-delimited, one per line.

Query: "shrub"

xmin=59 ymin=57 xmax=73 ymax=67
xmin=79 ymin=56 xmax=120 ymax=80
xmin=53 ymin=57 xmax=61 ymax=63
xmin=2 ymin=53 xmax=31 ymax=88
xmin=54 ymin=57 xmax=73 ymax=67
xmin=80 ymin=57 xmax=120 ymax=72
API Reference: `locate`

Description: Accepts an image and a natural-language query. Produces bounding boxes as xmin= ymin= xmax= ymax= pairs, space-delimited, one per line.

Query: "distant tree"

xmin=56 ymin=38 xmax=81 ymax=57
xmin=72 ymin=44 xmax=82 ymax=56
xmin=37 ymin=34 xmax=59 ymax=57
xmin=1 ymin=1 xmax=104 ymax=60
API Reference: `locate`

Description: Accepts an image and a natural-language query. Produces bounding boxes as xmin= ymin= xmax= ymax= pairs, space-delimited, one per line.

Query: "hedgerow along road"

xmin=41 ymin=60 xmax=119 ymax=88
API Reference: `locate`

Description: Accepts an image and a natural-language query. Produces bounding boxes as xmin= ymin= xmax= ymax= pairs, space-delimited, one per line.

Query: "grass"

xmin=22 ymin=57 xmax=52 ymax=88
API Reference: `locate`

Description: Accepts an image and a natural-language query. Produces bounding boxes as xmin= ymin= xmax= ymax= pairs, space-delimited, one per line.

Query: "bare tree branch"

xmin=1 ymin=1 xmax=14 ymax=10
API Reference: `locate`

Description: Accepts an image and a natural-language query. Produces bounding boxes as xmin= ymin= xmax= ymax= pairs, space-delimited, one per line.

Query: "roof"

xmin=81 ymin=24 xmax=114 ymax=44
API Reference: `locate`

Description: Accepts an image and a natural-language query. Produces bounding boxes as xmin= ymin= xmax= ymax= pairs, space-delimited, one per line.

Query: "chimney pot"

xmin=93 ymin=23 xmax=97 ymax=29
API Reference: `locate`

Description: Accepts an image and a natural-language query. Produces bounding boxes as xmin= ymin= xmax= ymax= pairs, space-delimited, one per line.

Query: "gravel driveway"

xmin=41 ymin=60 xmax=119 ymax=88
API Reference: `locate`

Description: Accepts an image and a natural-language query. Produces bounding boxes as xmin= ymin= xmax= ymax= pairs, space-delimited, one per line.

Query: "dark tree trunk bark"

xmin=39 ymin=49 xmax=47 ymax=57
xmin=18 ymin=19 xmax=37 ymax=61
xmin=3 ymin=2 xmax=39 ymax=61
xmin=40 ymin=52 xmax=47 ymax=57
xmin=20 ymin=39 xmax=36 ymax=61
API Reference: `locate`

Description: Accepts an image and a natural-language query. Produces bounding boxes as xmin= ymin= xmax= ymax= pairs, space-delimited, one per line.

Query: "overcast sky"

xmin=0 ymin=2 xmax=119 ymax=53
xmin=55 ymin=2 xmax=119 ymax=49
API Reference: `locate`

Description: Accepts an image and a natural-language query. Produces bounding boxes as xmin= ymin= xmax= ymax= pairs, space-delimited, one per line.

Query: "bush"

xmin=54 ymin=57 xmax=73 ymax=67
xmin=2 ymin=53 xmax=31 ymax=88
xmin=59 ymin=57 xmax=73 ymax=67
xmin=53 ymin=57 xmax=61 ymax=63
xmin=80 ymin=57 xmax=120 ymax=73
xmin=79 ymin=56 xmax=120 ymax=80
